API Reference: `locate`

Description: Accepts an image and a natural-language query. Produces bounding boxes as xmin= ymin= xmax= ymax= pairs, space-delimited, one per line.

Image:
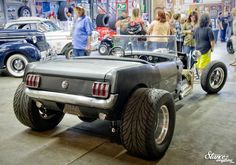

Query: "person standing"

xmin=182 ymin=11 xmax=198 ymax=68
xmin=128 ymin=8 xmax=146 ymax=50
xmin=182 ymin=11 xmax=198 ymax=54
xmin=213 ymin=16 xmax=221 ymax=43
xmin=173 ymin=13 xmax=184 ymax=52
xmin=116 ymin=10 xmax=130 ymax=35
xmin=227 ymin=11 xmax=233 ymax=40
xmin=219 ymin=12 xmax=228 ymax=42
xmin=194 ymin=13 xmax=215 ymax=73
xmin=147 ymin=10 xmax=170 ymax=50
xmin=230 ymin=8 xmax=236 ymax=66
xmin=72 ymin=5 xmax=93 ymax=56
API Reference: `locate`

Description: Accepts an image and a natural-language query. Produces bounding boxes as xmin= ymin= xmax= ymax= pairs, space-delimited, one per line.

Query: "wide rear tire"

xmin=201 ymin=61 xmax=227 ymax=94
xmin=13 ymin=83 xmax=64 ymax=131
xmin=120 ymin=88 xmax=175 ymax=159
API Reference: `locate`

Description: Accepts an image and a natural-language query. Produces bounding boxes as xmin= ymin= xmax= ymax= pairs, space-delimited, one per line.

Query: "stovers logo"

xmin=61 ymin=80 xmax=69 ymax=89
xmin=205 ymin=151 xmax=235 ymax=164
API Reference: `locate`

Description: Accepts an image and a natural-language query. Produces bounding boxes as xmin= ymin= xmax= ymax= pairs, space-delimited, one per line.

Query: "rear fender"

xmin=0 ymin=42 xmax=41 ymax=67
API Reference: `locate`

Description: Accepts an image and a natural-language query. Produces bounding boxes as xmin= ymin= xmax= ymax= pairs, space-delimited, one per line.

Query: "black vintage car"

xmin=13 ymin=35 xmax=227 ymax=159
xmin=0 ymin=29 xmax=50 ymax=77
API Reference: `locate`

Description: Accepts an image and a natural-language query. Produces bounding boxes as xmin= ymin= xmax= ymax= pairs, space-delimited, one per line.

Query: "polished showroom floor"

xmin=0 ymin=42 xmax=235 ymax=165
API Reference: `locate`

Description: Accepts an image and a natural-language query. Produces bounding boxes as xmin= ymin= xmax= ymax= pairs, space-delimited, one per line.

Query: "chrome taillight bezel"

xmin=92 ymin=82 xmax=110 ymax=98
xmin=26 ymin=74 xmax=41 ymax=88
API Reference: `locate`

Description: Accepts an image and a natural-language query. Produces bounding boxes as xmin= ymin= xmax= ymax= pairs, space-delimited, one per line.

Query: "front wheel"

xmin=65 ymin=47 xmax=73 ymax=59
xmin=6 ymin=54 xmax=28 ymax=77
xmin=201 ymin=61 xmax=227 ymax=94
xmin=13 ymin=83 xmax=64 ymax=131
xmin=120 ymin=88 xmax=175 ymax=159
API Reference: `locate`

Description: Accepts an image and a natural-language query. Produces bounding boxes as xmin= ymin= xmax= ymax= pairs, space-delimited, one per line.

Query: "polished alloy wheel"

xmin=155 ymin=105 xmax=169 ymax=145
xmin=209 ymin=67 xmax=225 ymax=89
xmin=38 ymin=107 xmax=56 ymax=120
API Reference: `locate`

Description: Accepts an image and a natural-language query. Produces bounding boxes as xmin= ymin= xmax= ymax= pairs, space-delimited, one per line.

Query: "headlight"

xmin=32 ymin=36 xmax=37 ymax=43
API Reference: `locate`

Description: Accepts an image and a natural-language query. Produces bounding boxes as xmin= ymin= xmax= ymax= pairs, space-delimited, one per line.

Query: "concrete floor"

xmin=0 ymin=42 xmax=236 ymax=165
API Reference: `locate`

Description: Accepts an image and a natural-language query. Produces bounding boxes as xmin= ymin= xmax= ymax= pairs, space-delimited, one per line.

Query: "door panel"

xmin=156 ymin=61 xmax=179 ymax=92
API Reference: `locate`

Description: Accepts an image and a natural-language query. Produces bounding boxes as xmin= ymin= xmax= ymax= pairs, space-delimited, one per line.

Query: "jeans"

xmin=73 ymin=49 xmax=87 ymax=56
xmin=226 ymin=26 xmax=232 ymax=40
xmin=133 ymin=40 xmax=145 ymax=51
xmin=149 ymin=42 xmax=167 ymax=51
xmin=220 ymin=28 xmax=227 ymax=42
xmin=176 ymin=41 xmax=183 ymax=52
xmin=213 ymin=30 xmax=219 ymax=43
xmin=183 ymin=45 xmax=195 ymax=69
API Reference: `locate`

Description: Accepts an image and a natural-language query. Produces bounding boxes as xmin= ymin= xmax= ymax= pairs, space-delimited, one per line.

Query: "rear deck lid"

xmin=27 ymin=57 xmax=144 ymax=80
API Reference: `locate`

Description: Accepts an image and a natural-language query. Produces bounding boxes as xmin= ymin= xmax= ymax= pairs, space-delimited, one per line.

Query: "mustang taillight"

xmin=92 ymin=82 xmax=110 ymax=98
xmin=26 ymin=74 xmax=41 ymax=88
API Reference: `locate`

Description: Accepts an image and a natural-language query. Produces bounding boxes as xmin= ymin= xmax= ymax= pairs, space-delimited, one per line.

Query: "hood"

xmin=26 ymin=57 xmax=144 ymax=80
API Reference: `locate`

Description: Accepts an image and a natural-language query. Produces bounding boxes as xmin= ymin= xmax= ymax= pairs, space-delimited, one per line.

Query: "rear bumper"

xmin=25 ymin=88 xmax=118 ymax=110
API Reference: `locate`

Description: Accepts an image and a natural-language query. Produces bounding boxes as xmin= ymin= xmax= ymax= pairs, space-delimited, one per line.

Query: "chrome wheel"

xmin=6 ymin=54 xmax=28 ymax=77
xmin=22 ymin=9 xmax=31 ymax=17
xmin=11 ymin=59 xmax=25 ymax=71
xmin=38 ymin=108 xmax=56 ymax=120
xmin=209 ymin=67 xmax=225 ymax=89
xmin=155 ymin=105 xmax=169 ymax=145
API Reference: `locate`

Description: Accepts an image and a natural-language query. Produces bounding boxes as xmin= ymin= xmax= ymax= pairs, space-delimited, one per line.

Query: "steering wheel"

xmin=108 ymin=46 xmax=125 ymax=57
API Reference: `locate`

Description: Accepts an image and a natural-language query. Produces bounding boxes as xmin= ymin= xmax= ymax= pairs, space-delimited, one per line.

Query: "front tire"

xmin=65 ymin=47 xmax=73 ymax=59
xmin=201 ymin=61 xmax=227 ymax=94
xmin=226 ymin=39 xmax=235 ymax=54
xmin=13 ymin=83 xmax=64 ymax=131
xmin=6 ymin=54 xmax=28 ymax=78
xmin=98 ymin=44 xmax=109 ymax=55
xmin=120 ymin=88 xmax=175 ymax=159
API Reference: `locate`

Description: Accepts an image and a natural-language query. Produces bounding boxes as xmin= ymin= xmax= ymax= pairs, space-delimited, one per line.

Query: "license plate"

xmin=63 ymin=104 xmax=83 ymax=116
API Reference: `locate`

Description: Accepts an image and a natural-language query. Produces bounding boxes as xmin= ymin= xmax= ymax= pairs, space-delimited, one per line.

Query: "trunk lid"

xmin=26 ymin=57 xmax=144 ymax=96
xmin=29 ymin=57 xmax=143 ymax=79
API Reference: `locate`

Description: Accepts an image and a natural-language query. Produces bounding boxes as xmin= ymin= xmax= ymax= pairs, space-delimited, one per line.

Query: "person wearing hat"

xmin=72 ymin=5 xmax=93 ymax=56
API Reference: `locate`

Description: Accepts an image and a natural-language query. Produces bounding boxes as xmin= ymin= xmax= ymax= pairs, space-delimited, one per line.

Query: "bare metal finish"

xmin=25 ymin=88 xmax=118 ymax=110
xmin=155 ymin=105 xmax=169 ymax=145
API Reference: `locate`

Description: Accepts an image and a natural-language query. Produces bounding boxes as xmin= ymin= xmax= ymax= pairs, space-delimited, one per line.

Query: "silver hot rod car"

xmin=13 ymin=35 xmax=227 ymax=159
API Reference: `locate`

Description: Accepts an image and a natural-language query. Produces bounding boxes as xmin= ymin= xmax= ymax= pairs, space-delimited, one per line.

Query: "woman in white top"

xmin=147 ymin=10 xmax=170 ymax=50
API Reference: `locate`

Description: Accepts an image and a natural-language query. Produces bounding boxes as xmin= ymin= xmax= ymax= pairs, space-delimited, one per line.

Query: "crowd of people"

xmin=71 ymin=5 xmax=236 ymax=72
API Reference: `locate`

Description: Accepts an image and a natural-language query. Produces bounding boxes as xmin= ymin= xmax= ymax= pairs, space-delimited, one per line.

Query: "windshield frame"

xmin=112 ymin=35 xmax=178 ymax=57
xmin=39 ymin=20 xmax=61 ymax=32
